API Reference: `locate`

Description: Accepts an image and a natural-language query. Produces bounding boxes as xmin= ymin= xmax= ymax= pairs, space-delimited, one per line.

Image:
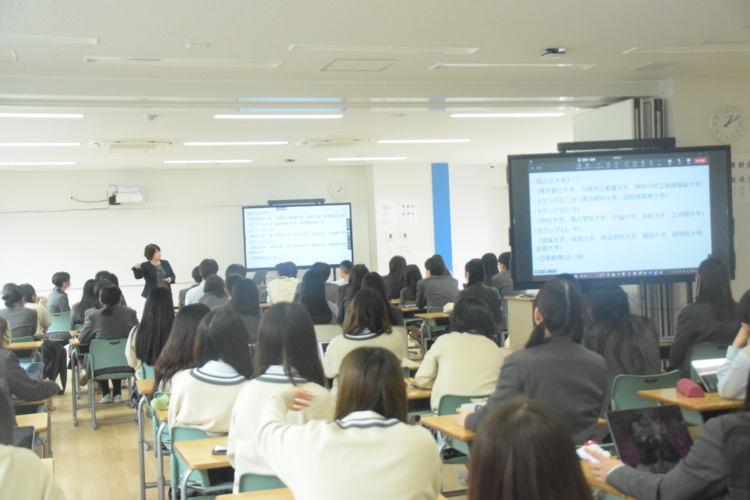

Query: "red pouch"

xmin=676 ymin=378 xmax=705 ymax=398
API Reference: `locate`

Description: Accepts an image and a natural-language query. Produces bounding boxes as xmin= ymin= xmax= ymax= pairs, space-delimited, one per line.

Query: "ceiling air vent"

xmin=89 ymin=138 xmax=178 ymax=153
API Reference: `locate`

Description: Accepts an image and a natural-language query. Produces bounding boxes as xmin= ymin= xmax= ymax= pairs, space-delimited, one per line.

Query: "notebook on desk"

xmin=606 ymin=405 xmax=693 ymax=474
xmin=691 ymin=358 xmax=725 ymax=392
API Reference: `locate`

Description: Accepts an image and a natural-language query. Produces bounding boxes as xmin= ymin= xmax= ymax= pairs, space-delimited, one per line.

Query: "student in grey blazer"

xmin=457 ymin=277 xmax=607 ymax=445
xmin=0 ymin=284 xmax=38 ymax=340
xmin=47 ymin=271 xmax=71 ymax=314
xmin=0 ymin=350 xmax=61 ymax=403
xmin=416 ymin=255 xmax=459 ymax=309
xmin=79 ymin=284 xmax=138 ymax=403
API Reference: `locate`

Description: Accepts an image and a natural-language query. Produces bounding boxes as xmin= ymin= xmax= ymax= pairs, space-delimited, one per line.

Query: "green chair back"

xmin=10 ymin=336 xmax=36 ymax=362
xmin=11 ymin=335 xmax=34 ymax=343
xmin=89 ymin=339 xmax=133 ymax=381
xmin=610 ymin=370 xmax=681 ymax=411
xmin=689 ymin=342 xmax=729 ymax=382
xmin=170 ymin=426 xmax=231 ymax=494
xmin=48 ymin=311 xmax=71 ymax=333
xmin=238 ymin=472 xmax=286 ymax=492
xmin=140 ymin=363 xmax=155 ymax=380
xmin=436 ymin=394 xmax=490 ymax=461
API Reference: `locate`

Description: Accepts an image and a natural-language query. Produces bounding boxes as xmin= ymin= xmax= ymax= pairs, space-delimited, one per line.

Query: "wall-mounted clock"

xmin=329 ymin=181 xmax=349 ymax=200
xmin=709 ymin=106 xmax=745 ymax=143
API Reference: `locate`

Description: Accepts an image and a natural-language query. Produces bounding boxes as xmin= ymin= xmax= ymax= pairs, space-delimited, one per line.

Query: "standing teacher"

xmin=132 ymin=243 xmax=176 ymax=298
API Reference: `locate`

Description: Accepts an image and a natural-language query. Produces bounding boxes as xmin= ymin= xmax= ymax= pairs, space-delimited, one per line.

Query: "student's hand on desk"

xmin=289 ymin=387 xmax=313 ymax=412
xmin=587 ymin=448 xmax=625 ymax=483
xmin=454 ymin=408 xmax=473 ymax=427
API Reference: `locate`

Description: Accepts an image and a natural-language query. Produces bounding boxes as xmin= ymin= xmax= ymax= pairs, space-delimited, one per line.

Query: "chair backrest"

xmin=140 ymin=363 xmax=155 ymax=380
xmin=314 ymin=323 xmax=344 ymax=342
xmin=89 ymin=339 xmax=133 ymax=380
xmin=437 ymin=394 xmax=490 ymax=417
xmin=48 ymin=311 xmax=71 ymax=333
xmin=170 ymin=426 xmax=229 ymax=492
xmin=426 ymin=307 xmax=443 ymax=314
xmin=11 ymin=336 xmax=34 ymax=343
xmin=610 ymin=370 xmax=681 ymax=411
xmin=74 ymin=324 xmax=84 ymax=332
xmin=689 ymin=342 xmax=729 ymax=382
xmin=238 ymin=472 xmax=286 ymax=492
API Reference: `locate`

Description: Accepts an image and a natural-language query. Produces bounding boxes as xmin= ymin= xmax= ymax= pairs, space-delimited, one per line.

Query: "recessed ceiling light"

xmin=451 ymin=113 xmax=565 ymax=118
xmin=377 ymin=139 xmax=470 ymax=144
xmin=288 ymin=44 xmax=479 ymax=55
xmin=0 ymin=161 xmax=76 ymax=166
xmin=85 ymin=56 xmax=283 ymax=68
xmin=0 ymin=113 xmax=84 ymax=119
xmin=0 ymin=34 xmax=98 ymax=45
xmin=184 ymin=141 xmax=288 ymax=146
xmin=328 ymin=157 xmax=407 ymax=162
xmin=215 ymin=114 xmax=343 ymax=120
xmin=0 ymin=142 xmax=80 ymax=147
xmin=431 ymin=62 xmax=597 ymax=70
xmin=624 ymin=45 xmax=750 ymax=54
xmin=164 ymin=159 xmax=253 ymax=164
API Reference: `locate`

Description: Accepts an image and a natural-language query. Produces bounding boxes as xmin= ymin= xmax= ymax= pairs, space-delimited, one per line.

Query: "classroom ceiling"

xmin=0 ymin=0 xmax=749 ymax=171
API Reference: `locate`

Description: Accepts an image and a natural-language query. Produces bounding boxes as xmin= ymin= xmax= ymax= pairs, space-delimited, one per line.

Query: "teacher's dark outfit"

xmin=132 ymin=261 xmax=175 ymax=298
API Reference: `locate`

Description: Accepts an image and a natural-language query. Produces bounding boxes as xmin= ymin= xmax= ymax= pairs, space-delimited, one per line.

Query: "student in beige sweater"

xmin=414 ymin=296 xmax=505 ymax=411
xmin=227 ymin=303 xmax=334 ymax=492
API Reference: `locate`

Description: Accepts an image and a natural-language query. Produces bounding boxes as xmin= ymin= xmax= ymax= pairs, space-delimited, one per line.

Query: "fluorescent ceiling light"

xmin=451 ymin=112 xmax=565 ymax=118
xmin=238 ymin=97 xmax=343 ymax=103
xmin=378 ymin=139 xmax=470 ymax=144
xmin=0 ymin=113 xmax=84 ymax=119
xmin=624 ymin=45 xmax=750 ymax=54
xmin=85 ymin=56 xmax=283 ymax=68
xmin=164 ymin=159 xmax=253 ymax=164
xmin=0 ymin=34 xmax=98 ymax=45
xmin=184 ymin=141 xmax=288 ymax=146
xmin=289 ymin=44 xmax=478 ymax=55
xmin=431 ymin=62 xmax=598 ymax=70
xmin=0 ymin=161 xmax=76 ymax=166
xmin=215 ymin=114 xmax=342 ymax=120
xmin=328 ymin=157 xmax=407 ymax=162
xmin=0 ymin=142 xmax=80 ymax=147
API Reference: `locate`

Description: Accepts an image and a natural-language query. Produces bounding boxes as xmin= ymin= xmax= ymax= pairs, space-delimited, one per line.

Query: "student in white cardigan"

xmin=227 ymin=302 xmax=334 ymax=492
xmin=414 ymin=296 xmax=505 ymax=411
xmin=257 ymin=346 xmax=442 ymax=500
xmin=718 ymin=289 xmax=750 ymax=400
xmin=323 ymin=288 xmax=407 ymax=392
xmin=168 ymin=308 xmax=253 ymax=433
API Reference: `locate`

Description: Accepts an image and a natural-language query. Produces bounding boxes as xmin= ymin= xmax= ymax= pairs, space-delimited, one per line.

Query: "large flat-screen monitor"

xmin=507 ymin=145 xmax=734 ymax=289
xmin=242 ymin=203 xmax=353 ymax=271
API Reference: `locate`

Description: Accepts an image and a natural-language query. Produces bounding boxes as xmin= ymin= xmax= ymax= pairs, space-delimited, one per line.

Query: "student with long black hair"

xmin=153 ymin=303 xmax=210 ymax=392
xmin=480 ymin=252 xmax=499 ymax=286
xmin=382 ymin=255 xmax=407 ymax=301
xmin=70 ymin=279 xmax=98 ymax=328
xmin=335 ymin=263 xmax=369 ymax=324
xmin=126 ymin=287 xmax=174 ymax=376
xmin=298 ymin=271 xmax=336 ymax=324
xmin=219 ymin=278 xmax=262 ymax=344
xmin=399 ymin=264 xmax=423 ymax=305
xmin=456 ymin=277 xmax=607 ymax=445
xmin=584 ymin=282 xmax=660 ymax=408
xmin=458 ymin=258 xmax=503 ymax=332
xmin=227 ymin=302 xmax=334 ymax=492
xmin=361 ymin=272 xmax=403 ymax=325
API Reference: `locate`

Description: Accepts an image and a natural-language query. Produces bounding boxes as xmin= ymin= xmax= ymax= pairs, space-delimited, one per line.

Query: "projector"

xmin=107 ymin=185 xmax=146 ymax=205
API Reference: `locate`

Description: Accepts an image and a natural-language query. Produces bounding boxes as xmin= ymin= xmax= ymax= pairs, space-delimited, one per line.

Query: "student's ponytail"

xmin=99 ymin=284 xmax=122 ymax=317
xmin=524 ymin=278 xmax=585 ymax=349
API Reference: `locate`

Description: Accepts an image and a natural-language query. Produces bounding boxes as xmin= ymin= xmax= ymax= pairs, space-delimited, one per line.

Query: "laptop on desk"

xmin=606 ymin=405 xmax=693 ymax=474
xmin=691 ymin=358 xmax=725 ymax=392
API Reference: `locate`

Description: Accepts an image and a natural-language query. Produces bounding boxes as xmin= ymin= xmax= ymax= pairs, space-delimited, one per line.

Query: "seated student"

xmin=481 ymin=252 xmax=500 ymax=286
xmin=0 ymin=283 xmax=38 ymax=339
xmin=178 ymin=266 xmax=202 ymax=307
xmin=19 ymin=284 xmax=50 ymax=335
xmin=225 ymin=263 xmax=247 ymax=280
xmin=491 ymin=251 xmax=514 ymax=299
xmin=589 ymin=367 xmax=750 ymax=499
xmin=413 ymin=297 xmax=504 ymax=411
xmin=333 ymin=259 xmax=352 ymax=286
xmin=671 ymin=258 xmax=739 ymax=378
xmin=458 ymin=258 xmax=503 ymax=333
xmin=335 ymin=264 xmax=368 ymax=324
xmin=0 ymin=383 xmax=66 ymax=500
xmin=382 ymin=255 xmax=407 ymax=301
xmin=185 ymin=258 xmax=220 ymax=305
xmin=297 ymin=271 xmax=337 ymax=325
xmin=456 ymin=277 xmax=607 ymax=445
xmin=79 ymin=284 xmax=139 ymax=403
xmin=0 ymin=317 xmax=10 ymax=348
xmin=199 ymin=275 xmax=230 ymax=309
xmin=0 ymin=333 xmax=61 ymax=403
xmin=469 ymin=396 xmax=594 ymax=500
xmin=399 ymin=264 xmax=423 ymax=305
xmin=266 ymin=261 xmax=299 ymax=305
xmin=224 ymin=273 xmax=243 ymax=299
xmin=362 ymin=272 xmax=403 ymax=325
xmin=324 ymin=289 xmax=406 ymax=392
xmin=131 ymin=243 xmax=176 ymax=298
xmin=257 ymin=347 xmax=442 ymax=499
xmin=227 ymin=302 xmax=334 ymax=491
xmin=153 ymin=304 xmax=210 ymax=392
xmin=168 ymin=308 xmax=253 ymax=433
xmin=294 ymin=262 xmax=339 ymax=304
xmin=70 ymin=279 xmax=98 ymax=329
xmin=47 ymin=271 xmax=71 ymax=314
xmin=218 ymin=278 xmax=262 ymax=344
xmin=584 ymin=282 xmax=660 ymax=408
xmin=718 ymin=289 xmax=750 ymax=399
xmin=125 ymin=287 xmax=174 ymax=377
xmin=416 ymin=255 xmax=459 ymax=309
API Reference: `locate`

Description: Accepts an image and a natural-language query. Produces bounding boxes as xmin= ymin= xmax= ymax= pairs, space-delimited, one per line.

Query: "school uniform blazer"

xmin=670 ymin=302 xmax=739 ymax=378
xmin=465 ymin=335 xmax=607 ymax=445
xmin=46 ymin=287 xmax=70 ymax=314
xmin=256 ymin=391 xmax=442 ymax=500
xmin=416 ymin=275 xmax=459 ymax=309
xmin=131 ymin=260 xmax=176 ymax=298
xmin=293 ymin=281 xmax=340 ymax=304
xmin=490 ymin=270 xmax=514 ymax=299
xmin=608 ymin=411 xmax=750 ymax=500
xmin=458 ymin=282 xmax=504 ymax=329
xmin=78 ymin=305 xmax=139 ymax=344
xmin=0 ymin=350 xmax=60 ymax=402
xmin=0 ymin=305 xmax=38 ymax=340
xmin=227 ymin=366 xmax=334 ymax=491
